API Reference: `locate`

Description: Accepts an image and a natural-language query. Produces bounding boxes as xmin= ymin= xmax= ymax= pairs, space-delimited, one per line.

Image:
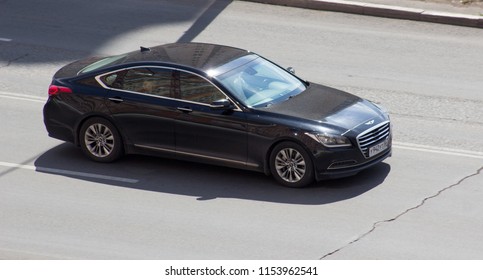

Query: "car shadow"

xmin=1 ymin=0 xmax=233 ymax=64
xmin=34 ymin=143 xmax=391 ymax=205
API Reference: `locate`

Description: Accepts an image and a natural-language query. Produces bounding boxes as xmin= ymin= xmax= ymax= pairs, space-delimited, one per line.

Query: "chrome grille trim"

xmin=356 ymin=121 xmax=391 ymax=158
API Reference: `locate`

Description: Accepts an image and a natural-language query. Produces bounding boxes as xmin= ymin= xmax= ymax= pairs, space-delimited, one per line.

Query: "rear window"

xmin=78 ymin=54 xmax=126 ymax=75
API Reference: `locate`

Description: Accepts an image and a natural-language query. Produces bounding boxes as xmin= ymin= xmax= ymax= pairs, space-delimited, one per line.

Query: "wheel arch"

xmin=263 ymin=136 xmax=316 ymax=176
xmin=74 ymin=113 xmax=124 ymax=148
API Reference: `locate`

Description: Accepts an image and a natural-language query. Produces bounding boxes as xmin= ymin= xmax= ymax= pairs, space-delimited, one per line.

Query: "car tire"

xmin=269 ymin=142 xmax=314 ymax=188
xmin=79 ymin=117 xmax=123 ymax=163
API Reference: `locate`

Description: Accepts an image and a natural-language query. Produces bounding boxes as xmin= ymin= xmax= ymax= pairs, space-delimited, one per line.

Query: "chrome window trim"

xmin=94 ymin=65 xmax=243 ymax=111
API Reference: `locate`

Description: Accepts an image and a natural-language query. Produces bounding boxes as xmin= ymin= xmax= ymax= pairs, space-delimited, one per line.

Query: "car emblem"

xmin=365 ymin=120 xmax=375 ymax=125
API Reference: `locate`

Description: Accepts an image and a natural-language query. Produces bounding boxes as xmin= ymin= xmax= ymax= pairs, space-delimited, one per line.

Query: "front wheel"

xmin=269 ymin=142 xmax=314 ymax=188
xmin=79 ymin=117 xmax=123 ymax=163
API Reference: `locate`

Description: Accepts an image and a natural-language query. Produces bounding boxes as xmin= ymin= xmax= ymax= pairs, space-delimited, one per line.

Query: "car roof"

xmin=117 ymin=42 xmax=252 ymax=71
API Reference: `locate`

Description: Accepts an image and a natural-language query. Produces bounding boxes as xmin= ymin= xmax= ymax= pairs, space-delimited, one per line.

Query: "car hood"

xmin=258 ymin=83 xmax=386 ymax=133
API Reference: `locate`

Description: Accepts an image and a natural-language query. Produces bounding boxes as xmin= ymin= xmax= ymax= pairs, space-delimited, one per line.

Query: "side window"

xmin=178 ymin=72 xmax=225 ymax=104
xmin=100 ymin=68 xmax=173 ymax=98
xmin=99 ymin=70 xmax=126 ymax=89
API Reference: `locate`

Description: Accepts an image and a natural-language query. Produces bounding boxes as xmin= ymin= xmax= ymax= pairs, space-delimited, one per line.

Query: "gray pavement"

xmin=1 ymin=0 xmax=483 ymax=259
xmin=241 ymin=0 xmax=483 ymax=28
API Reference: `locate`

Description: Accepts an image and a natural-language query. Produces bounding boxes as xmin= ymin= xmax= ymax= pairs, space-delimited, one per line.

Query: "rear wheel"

xmin=269 ymin=142 xmax=314 ymax=188
xmin=79 ymin=117 xmax=123 ymax=162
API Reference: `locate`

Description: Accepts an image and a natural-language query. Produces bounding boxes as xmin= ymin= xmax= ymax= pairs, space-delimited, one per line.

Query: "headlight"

xmin=306 ymin=133 xmax=352 ymax=148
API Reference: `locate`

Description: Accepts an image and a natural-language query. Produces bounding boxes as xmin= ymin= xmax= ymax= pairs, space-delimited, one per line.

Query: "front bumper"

xmin=314 ymin=147 xmax=392 ymax=181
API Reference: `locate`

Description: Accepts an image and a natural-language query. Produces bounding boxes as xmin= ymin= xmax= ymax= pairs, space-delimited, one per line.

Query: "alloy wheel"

xmin=84 ymin=123 xmax=115 ymax=158
xmin=274 ymin=147 xmax=306 ymax=183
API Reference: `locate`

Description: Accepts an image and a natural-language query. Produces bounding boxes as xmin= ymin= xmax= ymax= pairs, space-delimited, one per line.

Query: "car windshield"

xmin=214 ymin=55 xmax=306 ymax=108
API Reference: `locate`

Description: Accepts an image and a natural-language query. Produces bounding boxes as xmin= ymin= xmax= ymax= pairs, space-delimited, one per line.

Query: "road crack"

xmin=0 ymin=54 xmax=29 ymax=69
xmin=320 ymin=166 xmax=483 ymax=259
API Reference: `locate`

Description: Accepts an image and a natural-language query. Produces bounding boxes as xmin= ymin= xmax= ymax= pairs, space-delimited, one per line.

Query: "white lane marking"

xmin=0 ymin=38 xmax=12 ymax=42
xmin=0 ymin=161 xmax=139 ymax=184
xmin=0 ymin=95 xmax=45 ymax=103
xmin=393 ymin=141 xmax=483 ymax=160
xmin=0 ymin=91 xmax=45 ymax=103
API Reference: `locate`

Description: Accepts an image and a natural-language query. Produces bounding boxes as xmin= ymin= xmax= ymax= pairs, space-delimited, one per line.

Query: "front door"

xmin=173 ymin=71 xmax=248 ymax=167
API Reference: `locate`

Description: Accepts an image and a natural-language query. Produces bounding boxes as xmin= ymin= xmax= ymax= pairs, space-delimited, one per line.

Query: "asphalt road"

xmin=0 ymin=0 xmax=482 ymax=259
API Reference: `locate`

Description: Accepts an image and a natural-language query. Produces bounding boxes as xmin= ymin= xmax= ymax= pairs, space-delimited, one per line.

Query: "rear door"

xmin=100 ymin=67 xmax=179 ymax=151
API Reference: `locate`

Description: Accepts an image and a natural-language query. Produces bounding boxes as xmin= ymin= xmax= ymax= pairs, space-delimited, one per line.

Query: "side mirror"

xmin=287 ymin=67 xmax=295 ymax=74
xmin=210 ymin=99 xmax=233 ymax=110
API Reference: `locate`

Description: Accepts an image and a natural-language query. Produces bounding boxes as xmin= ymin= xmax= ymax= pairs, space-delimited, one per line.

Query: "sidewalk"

xmin=241 ymin=0 xmax=483 ymax=28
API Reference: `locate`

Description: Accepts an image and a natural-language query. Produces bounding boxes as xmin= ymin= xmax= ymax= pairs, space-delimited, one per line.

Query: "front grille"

xmin=357 ymin=121 xmax=391 ymax=158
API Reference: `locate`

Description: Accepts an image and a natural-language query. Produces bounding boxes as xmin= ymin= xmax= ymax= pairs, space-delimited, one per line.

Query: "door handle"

xmin=108 ymin=97 xmax=124 ymax=103
xmin=177 ymin=107 xmax=193 ymax=113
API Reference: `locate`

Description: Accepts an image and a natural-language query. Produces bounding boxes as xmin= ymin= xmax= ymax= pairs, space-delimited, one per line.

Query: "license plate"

xmin=368 ymin=138 xmax=389 ymax=157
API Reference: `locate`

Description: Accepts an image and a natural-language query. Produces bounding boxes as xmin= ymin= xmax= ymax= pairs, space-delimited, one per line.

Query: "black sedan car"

xmin=44 ymin=42 xmax=391 ymax=187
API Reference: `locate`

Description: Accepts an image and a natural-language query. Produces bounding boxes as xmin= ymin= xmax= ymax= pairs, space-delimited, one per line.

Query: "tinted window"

xmin=123 ymin=68 xmax=173 ymax=97
xmin=178 ymin=72 xmax=225 ymax=104
xmin=100 ymin=71 xmax=125 ymax=88
xmin=100 ymin=68 xmax=173 ymax=98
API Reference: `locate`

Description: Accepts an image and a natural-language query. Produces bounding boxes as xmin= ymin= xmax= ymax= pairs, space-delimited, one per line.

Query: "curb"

xmin=241 ymin=0 xmax=483 ymax=28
